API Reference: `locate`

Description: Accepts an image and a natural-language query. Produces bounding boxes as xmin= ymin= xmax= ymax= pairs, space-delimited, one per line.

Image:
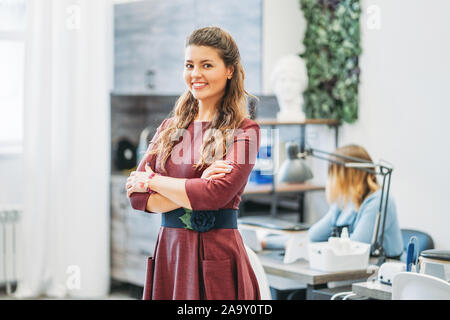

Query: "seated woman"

xmin=263 ymin=144 xmax=403 ymax=259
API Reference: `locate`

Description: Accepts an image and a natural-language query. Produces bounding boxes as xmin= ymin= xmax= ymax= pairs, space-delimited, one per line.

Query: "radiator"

xmin=0 ymin=205 xmax=21 ymax=295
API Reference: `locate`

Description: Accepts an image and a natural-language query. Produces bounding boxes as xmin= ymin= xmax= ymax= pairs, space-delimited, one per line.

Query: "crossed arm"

xmin=126 ymin=167 xmax=192 ymax=214
xmin=127 ymin=160 xmax=234 ymax=213
xmin=144 ymin=189 xmax=184 ymax=214
xmin=146 ymin=175 xmax=191 ymax=212
xmin=128 ymin=153 xmax=252 ymax=214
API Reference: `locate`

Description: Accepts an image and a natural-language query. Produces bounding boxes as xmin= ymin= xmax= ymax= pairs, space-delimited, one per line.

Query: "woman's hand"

xmin=126 ymin=162 xmax=155 ymax=198
xmin=201 ymin=160 xmax=234 ymax=180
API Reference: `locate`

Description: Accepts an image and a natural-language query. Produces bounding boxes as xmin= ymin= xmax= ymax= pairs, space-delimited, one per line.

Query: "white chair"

xmin=392 ymin=272 xmax=450 ymax=300
xmin=244 ymin=244 xmax=272 ymax=300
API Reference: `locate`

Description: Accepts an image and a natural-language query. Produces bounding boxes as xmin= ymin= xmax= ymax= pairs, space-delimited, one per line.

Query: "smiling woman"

xmin=127 ymin=26 xmax=261 ymax=300
xmin=184 ymin=45 xmax=234 ymax=119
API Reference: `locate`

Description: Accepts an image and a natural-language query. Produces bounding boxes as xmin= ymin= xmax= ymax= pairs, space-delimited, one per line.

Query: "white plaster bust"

xmin=271 ymin=54 xmax=308 ymax=122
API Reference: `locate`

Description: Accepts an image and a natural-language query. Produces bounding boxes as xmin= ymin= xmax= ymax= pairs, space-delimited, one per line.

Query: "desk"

xmin=352 ymin=281 xmax=392 ymax=300
xmin=243 ymin=182 xmax=324 ymax=195
xmin=238 ymin=223 xmax=309 ymax=264
xmin=257 ymin=250 xmax=376 ymax=299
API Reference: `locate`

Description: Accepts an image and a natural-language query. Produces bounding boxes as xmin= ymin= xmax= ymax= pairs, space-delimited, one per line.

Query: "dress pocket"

xmin=142 ymin=257 xmax=154 ymax=300
xmin=202 ymin=259 xmax=236 ymax=300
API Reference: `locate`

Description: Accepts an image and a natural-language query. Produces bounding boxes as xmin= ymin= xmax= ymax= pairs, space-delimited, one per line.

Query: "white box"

xmin=308 ymin=241 xmax=371 ymax=272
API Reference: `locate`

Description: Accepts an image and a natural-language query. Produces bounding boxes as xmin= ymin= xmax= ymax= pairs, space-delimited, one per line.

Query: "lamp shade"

xmin=277 ymin=142 xmax=313 ymax=183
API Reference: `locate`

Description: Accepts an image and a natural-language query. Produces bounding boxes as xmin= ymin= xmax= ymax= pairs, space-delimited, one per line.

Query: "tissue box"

xmin=308 ymin=241 xmax=371 ymax=272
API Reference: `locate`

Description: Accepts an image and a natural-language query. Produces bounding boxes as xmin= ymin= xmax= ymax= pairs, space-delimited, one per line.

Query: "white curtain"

xmin=15 ymin=0 xmax=112 ymax=298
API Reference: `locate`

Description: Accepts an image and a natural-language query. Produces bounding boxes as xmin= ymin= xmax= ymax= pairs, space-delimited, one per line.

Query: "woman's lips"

xmin=192 ymin=82 xmax=208 ymax=90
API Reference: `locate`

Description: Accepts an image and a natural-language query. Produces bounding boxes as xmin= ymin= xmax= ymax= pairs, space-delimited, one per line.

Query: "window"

xmin=0 ymin=0 xmax=27 ymax=153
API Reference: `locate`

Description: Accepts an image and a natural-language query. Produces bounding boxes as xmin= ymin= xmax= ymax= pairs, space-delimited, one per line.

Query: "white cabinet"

xmin=114 ymin=0 xmax=195 ymax=94
xmin=110 ymin=175 xmax=161 ymax=286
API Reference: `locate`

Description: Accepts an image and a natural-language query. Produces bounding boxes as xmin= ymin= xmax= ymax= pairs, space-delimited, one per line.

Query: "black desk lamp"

xmin=278 ymin=143 xmax=394 ymax=266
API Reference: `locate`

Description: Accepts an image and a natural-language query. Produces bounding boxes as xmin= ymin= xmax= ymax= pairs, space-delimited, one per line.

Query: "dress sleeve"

xmin=129 ymin=118 xmax=169 ymax=212
xmin=185 ymin=121 xmax=260 ymax=211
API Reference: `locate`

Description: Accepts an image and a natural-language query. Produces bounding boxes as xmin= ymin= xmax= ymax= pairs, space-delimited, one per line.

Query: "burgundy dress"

xmin=129 ymin=117 xmax=261 ymax=300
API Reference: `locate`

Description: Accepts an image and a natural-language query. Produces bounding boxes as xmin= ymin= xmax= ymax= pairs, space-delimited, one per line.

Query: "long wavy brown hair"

xmin=326 ymin=144 xmax=380 ymax=210
xmin=146 ymin=26 xmax=254 ymax=174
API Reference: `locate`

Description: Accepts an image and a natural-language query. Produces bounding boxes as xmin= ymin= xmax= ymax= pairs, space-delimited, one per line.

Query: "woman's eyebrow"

xmin=185 ymin=59 xmax=214 ymax=63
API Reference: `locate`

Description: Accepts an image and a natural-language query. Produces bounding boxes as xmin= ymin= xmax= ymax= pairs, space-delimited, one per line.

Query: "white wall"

xmin=262 ymin=0 xmax=334 ymax=225
xmin=263 ymin=0 xmax=450 ymax=249
xmin=262 ymin=0 xmax=305 ymax=94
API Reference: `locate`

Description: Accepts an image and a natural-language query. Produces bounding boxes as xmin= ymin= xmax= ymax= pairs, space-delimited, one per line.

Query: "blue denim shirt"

xmin=308 ymin=190 xmax=403 ymax=258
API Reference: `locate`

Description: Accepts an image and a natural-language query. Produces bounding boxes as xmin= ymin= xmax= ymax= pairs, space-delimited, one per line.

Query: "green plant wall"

xmin=299 ymin=0 xmax=361 ymax=123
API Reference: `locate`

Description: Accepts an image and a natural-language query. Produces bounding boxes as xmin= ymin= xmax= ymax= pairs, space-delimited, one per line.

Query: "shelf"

xmin=256 ymin=118 xmax=340 ymax=126
xmin=243 ymin=182 xmax=324 ymax=195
